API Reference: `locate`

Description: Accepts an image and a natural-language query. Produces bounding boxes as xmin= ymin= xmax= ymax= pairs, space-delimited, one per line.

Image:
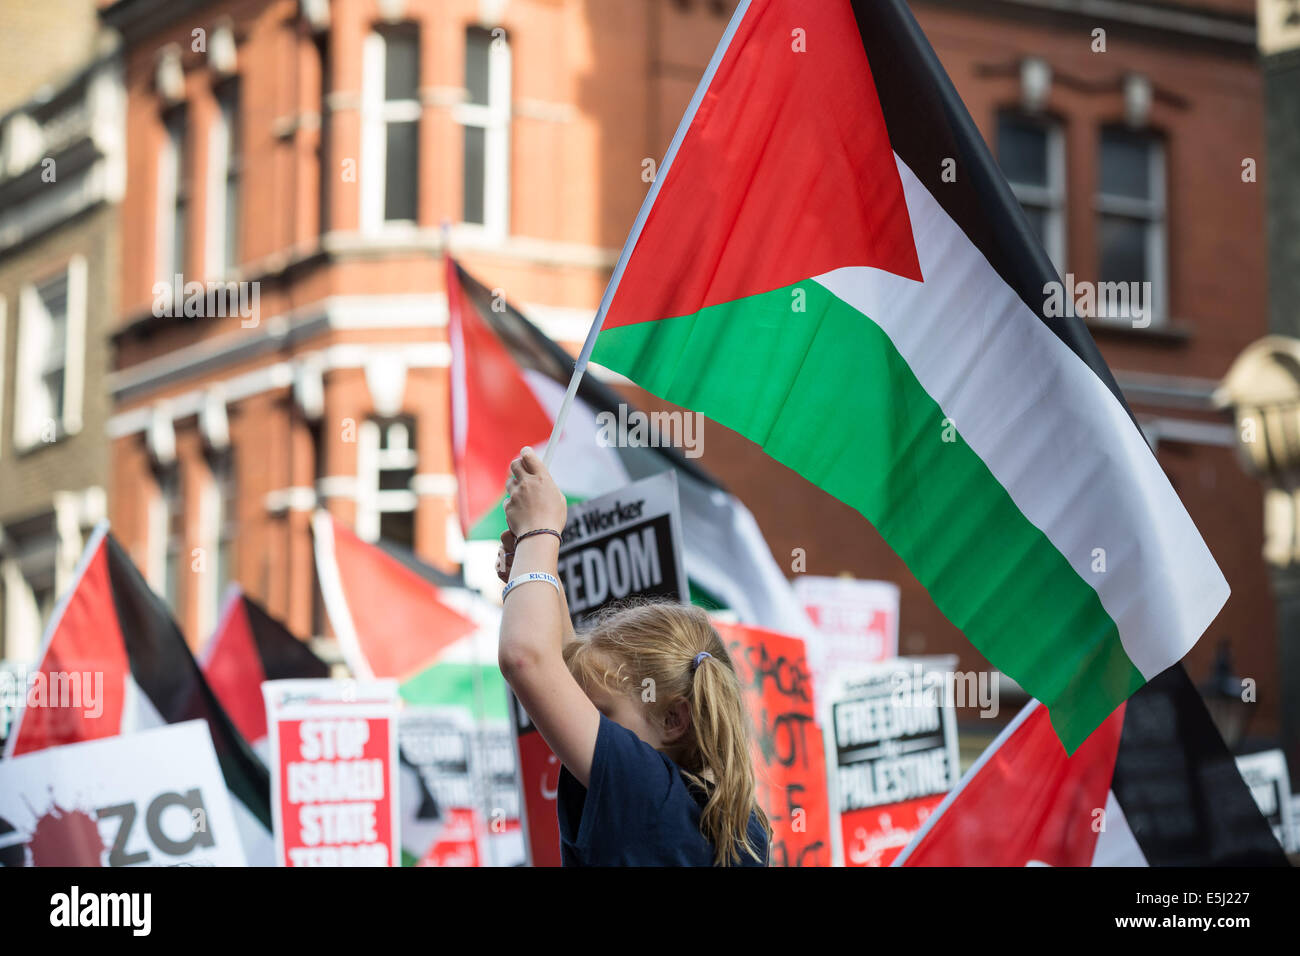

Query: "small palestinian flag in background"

xmin=588 ymin=0 xmax=1229 ymax=752
xmin=2 ymin=523 xmax=274 ymax=864
xmin=200 ymin=584 xmax=331 ymax=755
xmin=310 ymin=517 xmax=524 ymax=865
xmin=311 ymin=512 xmax=478 ymax=682
xmin=894 ymin=666 xmax=1290 ymax=867
xmin=446 ymin=254 xmax=812 ymax=639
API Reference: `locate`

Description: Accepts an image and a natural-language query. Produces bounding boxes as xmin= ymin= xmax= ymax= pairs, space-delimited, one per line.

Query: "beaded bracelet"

xmin=515 ymin=528 xmax=562 ymax=546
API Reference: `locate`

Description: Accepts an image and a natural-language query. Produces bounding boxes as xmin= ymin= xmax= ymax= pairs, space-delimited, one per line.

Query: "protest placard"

xmin=263 ymin=679 xmax=400 ymax=867
xmin=555 ymin=470 xmax=689 ymax=622
xmin=1235 ymin=749 xmax=1297 ymax=853
xmin=398 ymin=706 xmax=524 ymax=866
xmin=822 ymin=657 xmax=960 ymax=867
xmin=714 ymin=619 xmax=832 ymax=866
xmin=793 ymin=576 xmax=899 ymax=683
xmin=0 ymin=720 xmax=246 ymax=867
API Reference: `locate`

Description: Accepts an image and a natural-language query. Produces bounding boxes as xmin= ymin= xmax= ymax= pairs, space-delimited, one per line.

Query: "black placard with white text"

xmin=555 ymin=470 xmax=689 ymax=624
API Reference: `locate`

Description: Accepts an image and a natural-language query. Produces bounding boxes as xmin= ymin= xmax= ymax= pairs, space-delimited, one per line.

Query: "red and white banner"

xmin=793 ymin=577 xmax=899 ymax=678
xmin=263 ymin=679 xmax=401 ymax=867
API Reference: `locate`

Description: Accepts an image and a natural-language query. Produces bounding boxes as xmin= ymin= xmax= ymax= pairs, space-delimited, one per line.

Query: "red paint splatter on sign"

xmin=27 ymin=803 xmax=104 ymax=867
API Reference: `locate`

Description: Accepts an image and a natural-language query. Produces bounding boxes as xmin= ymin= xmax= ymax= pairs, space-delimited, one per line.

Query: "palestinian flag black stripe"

xmin=1110 ymin=666 xmax=1287 ymax=866
xmin=103 ymin=535 xmax=272 ymax=830
xmin=239 ymin=595 xmax=331 ymax=684
xmin=850 ymin=0 xmax=1129 ymax=411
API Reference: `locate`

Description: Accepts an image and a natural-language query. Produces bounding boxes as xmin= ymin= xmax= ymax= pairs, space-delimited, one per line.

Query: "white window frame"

xmin=206 ymin=82 xmax=240 ymax=278
xmin=355 ymin=419 xmax=418 ymax=543
xmin=455 ymin=26 xmax=511 ymax=238
xmin=1 ymin=531 xmax=56 ymax=665
xmin=998 ymin=112 xmax=1067 ymax=274
xmin=148 ymin=464 xmax=183 ymax=611
xmin=361 ymin=27 xmax=422 ymax=234
xmin=15 ymin=256 xmax=87 ymax=450
xmin=1095 ymin=129 xmax=1167 ymax=327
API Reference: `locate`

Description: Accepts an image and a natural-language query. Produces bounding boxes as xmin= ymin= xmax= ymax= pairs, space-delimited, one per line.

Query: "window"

xmin=208 ymin=82 xmax=241 ymax=276
xmin=158 ymin=107 xmax=188 ymax=280
xmin=361 ymin=25 xmax=420 ymax=229
xmin=458 ymin=26 xmax=511 ymax=233
xmin=357 ymin=418 xmax=417 ymax=549
xmin=213 ymin=451 xmax=236 ymax=605
xmin=1096 ymin=126 xmax=1166 ymax=325
xmin=152 ymin=466 xmax=184 ymax=613
xmin=1 ymin=522 xmax=58 ymax=663
xmin=315 ymin=33 xmax=331 ymax=235
xmin=15 ymin=257 xmax=87 ymax=448
xmin=199 ymin=450 xmax=236 ymax=637
xmin=997 ymin=112 xmax=1066 ymax=272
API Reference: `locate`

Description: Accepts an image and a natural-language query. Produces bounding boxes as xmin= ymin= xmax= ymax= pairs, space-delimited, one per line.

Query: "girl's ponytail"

xmin=685 ymin=648 xmax=772 ymax=866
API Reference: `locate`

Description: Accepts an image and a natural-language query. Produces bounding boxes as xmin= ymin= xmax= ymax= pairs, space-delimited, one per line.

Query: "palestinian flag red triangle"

xmin=447 ymin=252 xmax=553 ymax=532
xmin=311 ymin=512 xmax=477 ymax=681
xmin=894 ymin=666 xmax=1289 ymax=867
xmin=602 ymin=0 xmax=921 ymax=331
xmin=201 ymin=584 xmax=330 ymax=749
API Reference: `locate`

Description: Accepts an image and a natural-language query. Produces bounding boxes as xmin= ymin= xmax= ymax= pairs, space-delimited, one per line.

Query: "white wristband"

xmin=502 ymin=571 xmax=563 ymax=602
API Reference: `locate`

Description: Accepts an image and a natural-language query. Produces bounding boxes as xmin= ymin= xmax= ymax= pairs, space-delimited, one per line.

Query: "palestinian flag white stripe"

xmin=1090 ymin=791 xmax=1146 ymax=867
xmin=815 ymin=155 xmax=1228 ymax=680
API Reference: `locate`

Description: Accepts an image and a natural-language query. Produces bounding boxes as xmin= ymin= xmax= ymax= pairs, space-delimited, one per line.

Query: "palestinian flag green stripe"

xmin=400 ymin=661 xmax=510 ymax=721
xmin=594 ymin=279 xmax=1143 ymax=750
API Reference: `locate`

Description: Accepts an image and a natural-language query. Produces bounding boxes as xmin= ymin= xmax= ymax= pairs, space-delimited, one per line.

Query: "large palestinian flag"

xmin=2 ymin=524 xmax=274 ymax=864
xmin=587 ymin=0 xmax=1228 ymax=752
xmin=894 ymin=666 xmax=1289 ymax=866
xmin=446 ymin=255 xmax=812 ymax=639
xmin=200 ymin=584 xmax=331 ymax=753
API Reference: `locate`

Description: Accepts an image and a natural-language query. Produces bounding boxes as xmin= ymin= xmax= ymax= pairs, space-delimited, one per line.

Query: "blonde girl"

xmin=497 ymin=447 xmax=771 ymax=866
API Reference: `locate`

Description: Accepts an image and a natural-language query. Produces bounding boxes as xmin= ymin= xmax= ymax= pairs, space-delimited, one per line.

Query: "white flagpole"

xmin=539 ymin=0 xmax=754 ymax=467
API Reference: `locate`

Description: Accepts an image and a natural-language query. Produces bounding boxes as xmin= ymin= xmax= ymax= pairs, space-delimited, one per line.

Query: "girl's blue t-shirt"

xmin=556 ymin=713 xmax=770 ymax=866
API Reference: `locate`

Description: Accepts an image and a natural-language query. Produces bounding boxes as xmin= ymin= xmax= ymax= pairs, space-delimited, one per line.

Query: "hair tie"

xmin=692 ymin=651 xmax=712 ymax=672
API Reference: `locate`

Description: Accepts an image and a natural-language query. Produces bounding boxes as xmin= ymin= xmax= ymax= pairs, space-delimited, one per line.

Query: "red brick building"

xmin=100 ymin=0 xmax=1279 ymax=739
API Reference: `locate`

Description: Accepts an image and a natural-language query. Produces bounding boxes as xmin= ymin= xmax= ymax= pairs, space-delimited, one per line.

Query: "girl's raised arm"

xmin=496 ymin=447 xmax=600 ymax=786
